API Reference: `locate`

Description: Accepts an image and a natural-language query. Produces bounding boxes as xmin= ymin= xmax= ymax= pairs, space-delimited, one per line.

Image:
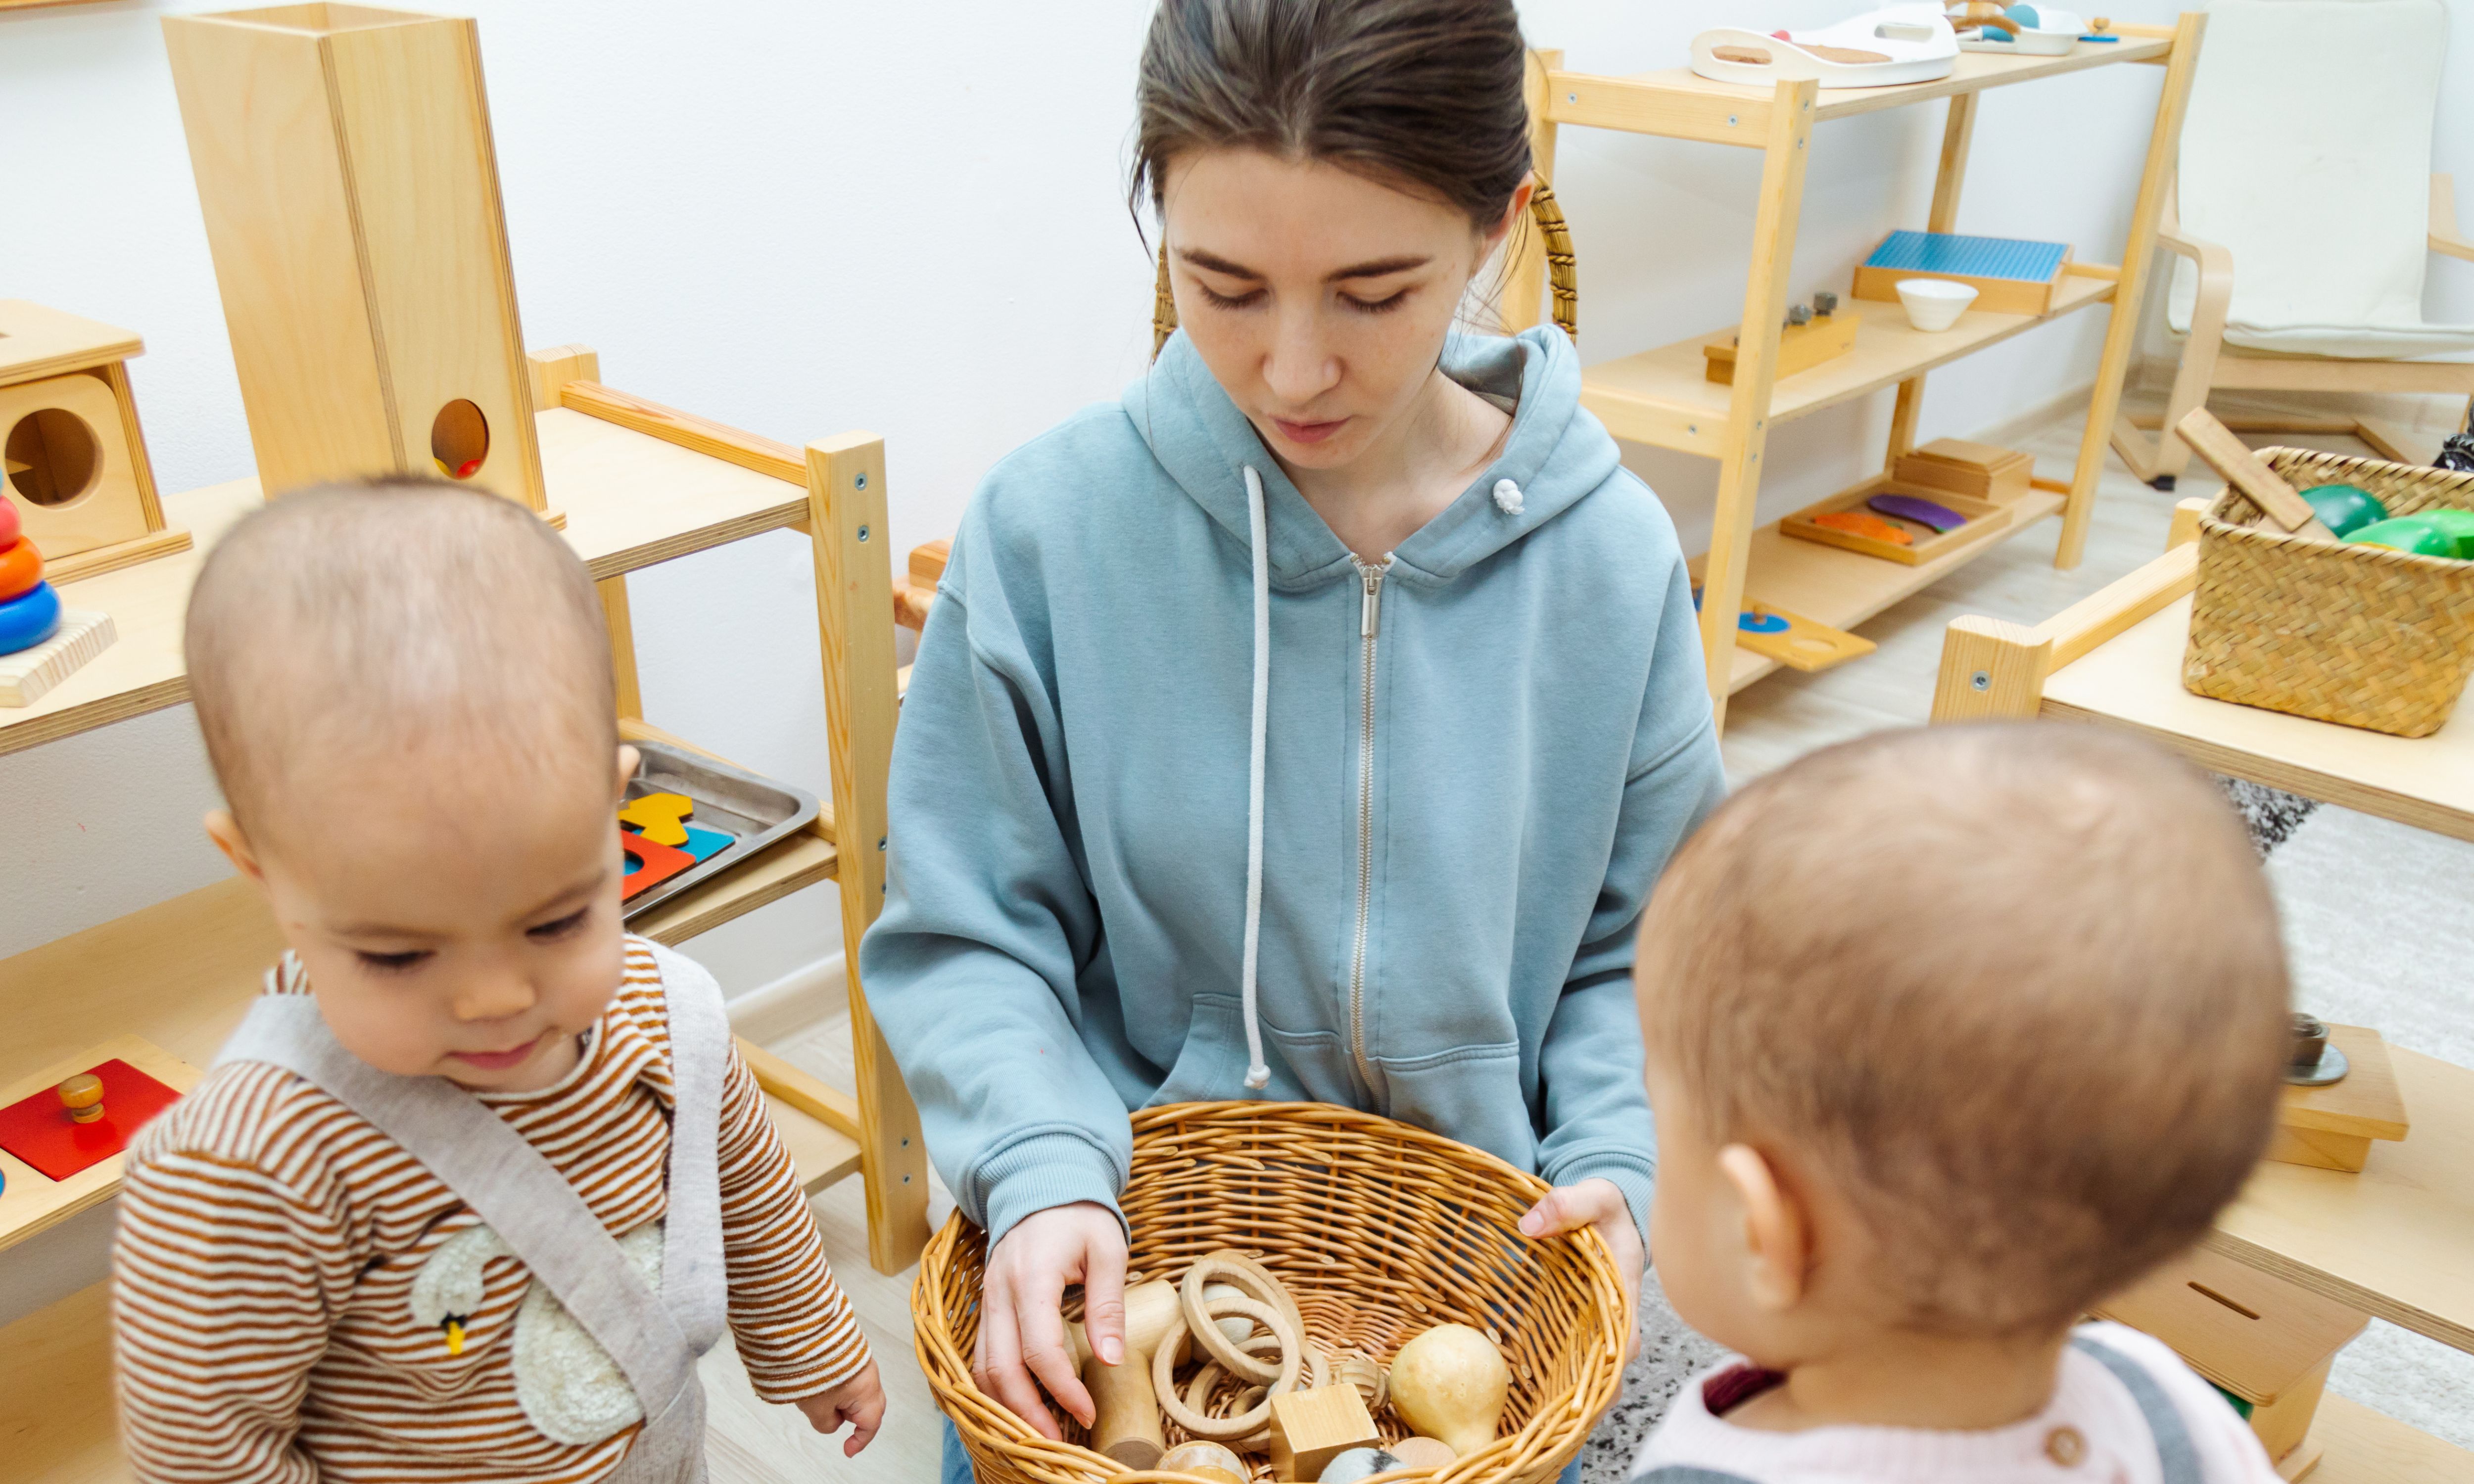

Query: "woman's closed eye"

xmin=1340 ymin=287 xmax=1413 ymax=315
xmin=1192 ymin=278 xmax=1266 ymax=311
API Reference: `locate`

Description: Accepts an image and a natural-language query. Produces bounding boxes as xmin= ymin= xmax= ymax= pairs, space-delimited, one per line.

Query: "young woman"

xmin=865 ymin=0 xmax=1726 ymax=1471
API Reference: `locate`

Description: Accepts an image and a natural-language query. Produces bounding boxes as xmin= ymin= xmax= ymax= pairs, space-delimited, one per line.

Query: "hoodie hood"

xmin=1123 ymin=325 xmax=1621 ymax=588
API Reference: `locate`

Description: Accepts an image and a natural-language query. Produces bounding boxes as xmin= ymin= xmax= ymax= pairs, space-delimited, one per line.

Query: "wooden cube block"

xmin=165 ymin=5 xmax=546 ymax=511
xmin=2093 ymin=1247 xmax=2367 ymax=1465
xmin=1268 ymin=1384 xmax=1380 ymax=1482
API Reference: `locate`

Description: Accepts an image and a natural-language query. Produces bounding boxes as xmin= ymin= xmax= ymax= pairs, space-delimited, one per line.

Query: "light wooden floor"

xmin=714 ymin=401 xmax=2411 ymax=1479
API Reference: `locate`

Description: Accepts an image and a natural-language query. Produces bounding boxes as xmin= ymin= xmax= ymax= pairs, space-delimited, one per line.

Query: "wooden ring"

xmin=1152 ymin=1298 xmax=1301 ymax=1440
xmin=1180 ymin=1252 xmax=1305 ymax=1384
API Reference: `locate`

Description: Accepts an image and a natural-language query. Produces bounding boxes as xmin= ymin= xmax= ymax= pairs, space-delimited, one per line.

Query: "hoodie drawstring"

xmin=1240 ymin=466 xmax=1273 ymax=1091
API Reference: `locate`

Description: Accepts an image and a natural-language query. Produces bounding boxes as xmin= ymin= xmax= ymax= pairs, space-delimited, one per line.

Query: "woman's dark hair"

xmin=1130 ymin=0 xmax=1532 ymax=232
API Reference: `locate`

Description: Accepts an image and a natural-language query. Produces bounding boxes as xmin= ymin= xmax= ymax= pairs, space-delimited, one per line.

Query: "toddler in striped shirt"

xmin=113 ymin=480 xmax=881 ymax=1484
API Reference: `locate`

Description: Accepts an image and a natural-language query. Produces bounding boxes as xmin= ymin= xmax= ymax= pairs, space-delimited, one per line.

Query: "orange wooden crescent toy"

xmin=1813 ymin=510 xmax=1914 ymax=546
xmin=0 ymin=537 xmax=42 ymax=602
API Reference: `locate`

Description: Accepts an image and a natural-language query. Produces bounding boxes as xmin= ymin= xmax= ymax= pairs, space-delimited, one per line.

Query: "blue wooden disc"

xmin=0 ymin=580 xmax=61 ymax=655
xmin=1738 ymin=609 xmax=1791 ymax=634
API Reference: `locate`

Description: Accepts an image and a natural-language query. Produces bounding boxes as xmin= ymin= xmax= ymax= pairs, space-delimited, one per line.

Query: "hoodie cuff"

xmin=1545 ymin=1153 xmax=1656 ymax=1243
xmin=978 ymin=1133 xmax=1130 ymax=1249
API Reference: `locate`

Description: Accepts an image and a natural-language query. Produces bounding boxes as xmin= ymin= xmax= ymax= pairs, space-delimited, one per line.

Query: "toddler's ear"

xmin=613 ymin=744 xmax=641 ymax=801
xmin=1717 ymin=1144 xmax=1810 ymax=1312
xmin=203 ymin=809 xmax=268 ymax=887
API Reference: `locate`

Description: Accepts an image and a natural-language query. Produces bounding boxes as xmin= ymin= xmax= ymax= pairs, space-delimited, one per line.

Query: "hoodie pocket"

xmin=1142 ymin=994 xmax=1258 ymax=1107
xmin=1372 ymin=1043 xmax=1537 ymax=1175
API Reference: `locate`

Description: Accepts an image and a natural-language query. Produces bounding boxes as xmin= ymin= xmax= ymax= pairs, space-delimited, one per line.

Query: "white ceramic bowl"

xmin=1897 ymin=278 xmax=1978 ymax=332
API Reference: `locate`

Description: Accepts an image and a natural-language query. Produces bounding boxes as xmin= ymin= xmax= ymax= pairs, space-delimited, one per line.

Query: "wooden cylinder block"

xmin=164 ymin=4 xmax=546 ymax=510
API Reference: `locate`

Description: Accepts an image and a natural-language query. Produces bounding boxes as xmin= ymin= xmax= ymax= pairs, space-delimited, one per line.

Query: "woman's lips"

xmin=451 ymin=1033 xmax=544 ymax=1070
xmin=1272 ymin=416 xmax=1348 ymax=446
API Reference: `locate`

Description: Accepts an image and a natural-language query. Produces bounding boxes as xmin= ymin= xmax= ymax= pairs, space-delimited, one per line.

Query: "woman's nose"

xmin=1260 ymin=306 xmax=1339 ymax=406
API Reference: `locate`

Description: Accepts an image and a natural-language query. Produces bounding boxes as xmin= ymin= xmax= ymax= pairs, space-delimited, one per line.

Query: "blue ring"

xmin=0 ymin=581 xmax=62 ymax=654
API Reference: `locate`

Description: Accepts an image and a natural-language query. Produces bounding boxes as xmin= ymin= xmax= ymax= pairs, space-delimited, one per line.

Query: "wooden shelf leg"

xmin=1502 ymin=48 xmax=1565 ymax=334
xmin=600 ymin=576 xmax=642 ymax=722
xmin=807 ymin=434 xmax=931 ymax=1274
xmin=1702 ymin=78 xmax=1816 ymax=730
xmin=2059 ymin=10 xmax=2209 ymax=568
xmin=1884 ymin=93 xmax=1979 ymax=471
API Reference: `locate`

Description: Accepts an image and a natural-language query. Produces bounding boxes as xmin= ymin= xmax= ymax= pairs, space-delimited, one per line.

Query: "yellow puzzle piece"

xmin=618 ymin=791 xmax=694 ymax=846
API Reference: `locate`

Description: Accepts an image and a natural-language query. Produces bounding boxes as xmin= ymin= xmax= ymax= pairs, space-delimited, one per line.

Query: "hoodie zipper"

xmin=1349 ymin=556 xmax=1388 ymax=1097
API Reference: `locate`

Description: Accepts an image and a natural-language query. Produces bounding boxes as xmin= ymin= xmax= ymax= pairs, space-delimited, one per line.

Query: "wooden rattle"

xmin=57 ymin=1073 xmax=105 ymax=1124
xmin=1154 ymin=1293 xmax=1305 ymax=1442
xmin=1182 ymin=1251 xmax=1307 ymax=1385
xmin=1065 ymin=1278 xmax=1184 ymax=1469
xmin=1387 ymin=1323 xmax=1510 ymax=1458
xmin=1332 ymin=1348 xmax=1387 ymax=1413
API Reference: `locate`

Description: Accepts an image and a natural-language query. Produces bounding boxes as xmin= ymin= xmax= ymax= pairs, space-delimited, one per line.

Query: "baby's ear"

xmin=203 ymin=808 xmax=268 ymax=887
xmin=1717 ymin=1144 xmax=1811 ymax=1312
xmin=613 ymin=744 xmax=641 ymax=801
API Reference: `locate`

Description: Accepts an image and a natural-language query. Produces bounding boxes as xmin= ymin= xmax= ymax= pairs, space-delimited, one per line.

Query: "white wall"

xmin=5 ymin=0 xmax=2469 ymax=984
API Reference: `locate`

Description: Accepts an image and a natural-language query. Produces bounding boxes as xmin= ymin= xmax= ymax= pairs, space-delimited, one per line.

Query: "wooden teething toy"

xmin=1181 ymin=1251 xmax=1307 ymax=1384
xmin=1154 ymin=1293 xmax=1304 ymax=1442
xmin=1387 ymin=1323 xmax=1511 ymax=1458
xmin=1065 ymin=1278 xmax=1184 ymax=1469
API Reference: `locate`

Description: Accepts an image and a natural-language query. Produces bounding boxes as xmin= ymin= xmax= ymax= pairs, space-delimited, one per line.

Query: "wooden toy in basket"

xmin=914 ymin=1102 xmax=1627 ymax=1484
xmin=2180 ymin=444 xmax=2474 ymax=737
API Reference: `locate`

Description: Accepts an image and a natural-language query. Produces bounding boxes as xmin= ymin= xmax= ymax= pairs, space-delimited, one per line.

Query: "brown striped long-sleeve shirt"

xmin=111 ymin=938 xmax=869 ymax=1484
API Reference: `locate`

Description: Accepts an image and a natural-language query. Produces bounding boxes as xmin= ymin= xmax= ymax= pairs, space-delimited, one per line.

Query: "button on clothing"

xmin=1628 ymin=1323 xmax=2284 ymax=1484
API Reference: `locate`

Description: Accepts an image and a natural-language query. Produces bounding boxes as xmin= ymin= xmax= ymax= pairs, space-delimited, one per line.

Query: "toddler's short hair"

xmin=1637 ymin=723 xmax=2289 ymax=1334
xmin=186 ymin=479 xmax=615 ymax=844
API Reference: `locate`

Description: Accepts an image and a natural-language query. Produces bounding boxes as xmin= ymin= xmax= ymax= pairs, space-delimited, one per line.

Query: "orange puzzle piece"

xmin=1813 ymin=510 xmax=1914 ymax=545
xmin=620 ymin=832 xmax=698 ymax=900
xmin=618 ymin=791 xmax=695 ymax=846
xmin=0 ymin=1059 xmax=183 ymax=1181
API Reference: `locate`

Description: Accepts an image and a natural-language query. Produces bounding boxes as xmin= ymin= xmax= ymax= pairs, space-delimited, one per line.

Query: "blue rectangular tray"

xmin=1863 ymin=230 xmax=2068 ymax=283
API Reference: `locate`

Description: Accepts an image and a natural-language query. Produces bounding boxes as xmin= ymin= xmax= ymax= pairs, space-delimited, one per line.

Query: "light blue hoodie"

xmin=862 ymin=325 xmax=1725 ymax=1244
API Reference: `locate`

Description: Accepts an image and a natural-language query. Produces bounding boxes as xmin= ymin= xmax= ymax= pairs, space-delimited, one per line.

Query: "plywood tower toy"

xmin=163 ymin=3 xmax=549 ymax=514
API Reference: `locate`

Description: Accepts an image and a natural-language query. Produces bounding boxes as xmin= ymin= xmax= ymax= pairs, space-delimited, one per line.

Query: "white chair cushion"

xmin=2168 ymin=0 xmax=2463 ymax=357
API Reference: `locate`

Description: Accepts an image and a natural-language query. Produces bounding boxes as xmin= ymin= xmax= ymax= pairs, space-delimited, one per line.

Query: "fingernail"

xmin=1099 ymin=1337 xmax=1122 ymax=1366
xmin=1518 ymin=1213 xmax=1542 ymax=1235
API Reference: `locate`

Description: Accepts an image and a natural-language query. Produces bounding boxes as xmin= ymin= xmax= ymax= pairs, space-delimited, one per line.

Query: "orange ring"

xmin=0 ymin=538 xmax=42 ymax=602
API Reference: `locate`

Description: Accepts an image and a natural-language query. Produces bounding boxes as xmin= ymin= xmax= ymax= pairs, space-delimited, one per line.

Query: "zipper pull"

xmin=1360 ymin=564 xmax=1384 ymax=639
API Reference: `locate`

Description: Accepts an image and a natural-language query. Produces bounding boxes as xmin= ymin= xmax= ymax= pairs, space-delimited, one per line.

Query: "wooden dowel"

xmin=561 ymin=381 xmax=806 ymax=487
xmin=2174 ymin=408 xmax=2336 ymax=538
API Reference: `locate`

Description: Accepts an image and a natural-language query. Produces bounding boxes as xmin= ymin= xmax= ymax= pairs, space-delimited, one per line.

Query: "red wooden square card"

xmin=0 ymin=1058 xmax=183 ymax=1181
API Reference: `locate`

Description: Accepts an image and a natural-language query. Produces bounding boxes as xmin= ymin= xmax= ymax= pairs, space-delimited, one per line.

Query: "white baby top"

xmin=1630 ymin=1321 xmax=2284 ymax=1484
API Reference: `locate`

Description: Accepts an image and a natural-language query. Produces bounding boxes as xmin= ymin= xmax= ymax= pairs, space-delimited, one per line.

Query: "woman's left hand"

xmin=1517 ymin=1177 xmax=1644 ymax=1357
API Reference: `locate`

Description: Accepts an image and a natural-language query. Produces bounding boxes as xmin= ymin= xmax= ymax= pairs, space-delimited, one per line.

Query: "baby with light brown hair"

xmin=1627 ymin=723 xmax=2292 ymax=1484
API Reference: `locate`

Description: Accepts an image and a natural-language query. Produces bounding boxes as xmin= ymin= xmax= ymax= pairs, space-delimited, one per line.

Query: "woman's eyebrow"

xmin=1178 ymin=247 xmax=1263 ymax=279
xmin=1327 ymin=255 xmax=1429 ymax=281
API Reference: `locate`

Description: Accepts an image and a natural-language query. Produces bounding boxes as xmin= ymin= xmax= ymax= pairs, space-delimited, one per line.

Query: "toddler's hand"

xmin=793 ymin=1359 xmax=885 ymax=1457
xmin=1518 ymin=1177 xmax=1645 ymax=1357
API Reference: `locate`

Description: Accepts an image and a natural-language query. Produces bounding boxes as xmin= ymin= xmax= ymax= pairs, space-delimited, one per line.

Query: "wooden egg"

xmin=1159 ymin=1439 xmax=1248 ymax=1484
xmin=1386 ymin=1324 xmax=1509 ymax=1458
xmin=1385 ymin=1436 xmax=1458 ymax=1470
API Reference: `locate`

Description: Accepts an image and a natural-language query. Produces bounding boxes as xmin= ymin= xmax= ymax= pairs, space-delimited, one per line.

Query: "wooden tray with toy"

xmin=1853 ymin=230 xmax=2074 ymax=316
xmin=1780 ymin=484 xmax=2013 ymax=565
xmin=0 ymin=1036 xmax=198 ymax=1253
xmin=619 ymin=741 xmax=819 ymax=921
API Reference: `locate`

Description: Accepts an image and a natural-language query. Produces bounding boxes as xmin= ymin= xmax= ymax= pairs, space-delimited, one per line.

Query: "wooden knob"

xmin=58 ymin=1073 xmax=106 ymax=1123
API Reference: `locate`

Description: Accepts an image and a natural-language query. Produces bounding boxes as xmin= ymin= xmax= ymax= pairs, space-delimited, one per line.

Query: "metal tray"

xmin=620 ymin=740 xmax=821 ymax=922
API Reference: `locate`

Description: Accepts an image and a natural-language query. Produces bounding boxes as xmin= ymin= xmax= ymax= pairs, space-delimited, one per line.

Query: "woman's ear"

xmin=1716 ymin=1143 xmax=1811 ymax=1312
xmin=1479 ymin=175 xmax=1538 ymax=260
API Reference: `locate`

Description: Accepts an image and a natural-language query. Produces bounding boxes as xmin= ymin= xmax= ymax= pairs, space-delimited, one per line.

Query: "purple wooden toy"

xmin=1868 ymin=493 xmax=1968 ymax=533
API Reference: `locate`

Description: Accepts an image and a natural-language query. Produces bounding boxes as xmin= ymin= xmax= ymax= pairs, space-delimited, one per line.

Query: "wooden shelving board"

xmin=2302 ymin=1393 xmax=2474 ymax=1484
xmin=2039 ymin=594 xmax=2474 ymax=843
xmin=2209 ymin=1047 xmax=2474 ymax=1353
xmin=1545 ymin=39 xmax=2173 ymax=147
xmin=1693 ymin=490 xmax=2064 ymax=692
xmin=0 ymin=406 xmax=809 ymax=757
xmin=1583 ymin=281 xmax=2116 ymax=455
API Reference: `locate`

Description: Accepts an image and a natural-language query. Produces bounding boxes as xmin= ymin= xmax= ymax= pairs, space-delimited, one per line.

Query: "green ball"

xmin=2295 ymin=483 xmax=2387 ymax=538
xmin=2344 ymin=516 xmax=2459 ymax=558
xmin=2407 ymin=508 xmax=2474 ymax=558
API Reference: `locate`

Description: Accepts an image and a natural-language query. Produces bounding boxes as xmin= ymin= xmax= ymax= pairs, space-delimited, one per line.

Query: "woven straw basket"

xmin=2184 ymin=448 xmax=2474 ymax=737
xmin=1152 ymin=183 xmax=1581 ymax=356
xmin=914 ymin=1102 xmax=1629 ymax=1484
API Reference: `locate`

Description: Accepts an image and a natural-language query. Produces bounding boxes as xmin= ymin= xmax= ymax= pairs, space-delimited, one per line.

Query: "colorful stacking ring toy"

xmin=0 ymin=537 xmax=40 ymax=602
xmin=0 ymin=579 xmax=62 ymax=654
xmin=0 ymin=497 xmax=20 ymax=548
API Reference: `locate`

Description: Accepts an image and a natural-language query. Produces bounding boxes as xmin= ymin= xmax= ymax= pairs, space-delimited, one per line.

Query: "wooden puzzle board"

xmin=0 ymin=1037 xmax=199 ymax=1254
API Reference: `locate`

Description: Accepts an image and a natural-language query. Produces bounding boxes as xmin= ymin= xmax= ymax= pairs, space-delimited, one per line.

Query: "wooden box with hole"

xmin=165 ymin=3 xmax=552 ymax=520
xmin=0 ymin=302 xmax=190 ymax=584
xmin=1779 ymin=483 xmax=2014 ymax=565
xmin=2093 ymin=1246 xmax=2368 ymax=1478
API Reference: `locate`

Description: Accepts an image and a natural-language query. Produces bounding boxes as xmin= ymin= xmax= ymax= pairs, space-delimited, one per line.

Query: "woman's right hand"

xmin=972 ymin=1200 xmax=1129 ymax=1438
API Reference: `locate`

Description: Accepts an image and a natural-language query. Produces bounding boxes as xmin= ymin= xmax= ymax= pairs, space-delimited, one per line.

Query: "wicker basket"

xmin=914 ymin=1102 xmax=1629 ymax=1484
xmin=2185 ymin=448 xmax=2474 ymax=737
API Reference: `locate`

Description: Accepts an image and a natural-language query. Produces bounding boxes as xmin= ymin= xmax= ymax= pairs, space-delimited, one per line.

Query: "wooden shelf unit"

xmin=1932 ymin=504 xmax=2474 ymax=1473
xmin=0 ymin=361 xmax=932 ymax=1280
xmin=1508 ymin=19 xmax=2206 ymax=728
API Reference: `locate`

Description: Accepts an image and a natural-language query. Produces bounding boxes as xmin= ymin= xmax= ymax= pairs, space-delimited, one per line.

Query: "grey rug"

xmin=1577 ymin=800 xmax=2474 ymax=1478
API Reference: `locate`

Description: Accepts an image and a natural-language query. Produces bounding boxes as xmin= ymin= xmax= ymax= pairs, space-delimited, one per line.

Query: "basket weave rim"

xmin=911 ymin=1100 xmax=1632 ymax=1484
xmin=2198 ymin=446 xmax=2474 ymax=573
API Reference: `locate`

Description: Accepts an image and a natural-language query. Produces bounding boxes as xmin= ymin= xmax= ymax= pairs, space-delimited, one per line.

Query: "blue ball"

xmin=2005 ymin=4 xmax=2042 ymax=24
xmin=0 ymin=580 xmax=62 ymax=655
